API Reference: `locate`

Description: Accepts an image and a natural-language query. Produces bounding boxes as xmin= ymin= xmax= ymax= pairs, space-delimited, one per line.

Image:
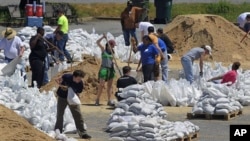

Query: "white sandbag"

xmin=215 ymin=109 xmax=229 ymax=115
xmin=125 ymin=97 xmax=141 ymax=104
xmin=216 ymin=98 xmax=230 ymax=104
xmin=110 ymin=122 xmax=129 ymax=132
xmin=110 ymin=130 xmax=129 ymax=137
xmin=109 ymin=137 xmax=125 ymax=141
xmin=215 ymin=103 xmax=233 ymax=111
xmin=135 ymin=72 xmax=144 ymax=84
xmin=116 ymin=103 xmax=130 ymax=111
xmin=128 ymin=122 xmax=139 ymax=130
xmin=161 ymin=85 xmax=176 ymax=106
xmin=141 ymin=107 xmax=153 ymax=115
xmin=203 ymin=104 xmax=215 ymax=114
xmin=111 ymin=108 xmax=126 ymax=116
xmin=129 ymin=103 xmax=142 ymax=114
xmin=67 ymin=87 xmax=81 ymax=105
xmin=130 ymin=130 xmax=146 ymax=136
xmin=192 ymin=106 xmax=203 ymax=114
xmin=124 ymin=137 xmax=137 ymax=141
xmin=123 ymin=84 xmax=145 ymax=92
xmin=139 ymin=119 xmax=157 ymax=128
xmin=134 ymin=136 xmax=147 ymax=141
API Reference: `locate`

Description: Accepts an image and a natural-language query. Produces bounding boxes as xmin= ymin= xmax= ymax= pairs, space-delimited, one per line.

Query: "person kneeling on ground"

xmin=55 ymin=70 xmax=91 ymax=139
xmin=207 ymin=62 xmax=241 ymax=86
xmin=115 ymin=66 xmax=137 ymax=101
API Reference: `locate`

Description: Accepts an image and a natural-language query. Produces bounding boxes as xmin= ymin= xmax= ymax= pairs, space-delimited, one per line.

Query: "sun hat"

xmin=2 ymin=28 xmax=16 ymax=40
xmin=204 ymin=45 xmax=212 ymax=55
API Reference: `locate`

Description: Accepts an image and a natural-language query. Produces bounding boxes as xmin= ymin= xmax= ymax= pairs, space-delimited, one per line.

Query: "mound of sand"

xmin=0 ymin=105 xmax=54 ymax=141
xmin=41 ymin=54 xmax=118 ymax=104
xmin=164 ymin=14 xmax=250 ymax=65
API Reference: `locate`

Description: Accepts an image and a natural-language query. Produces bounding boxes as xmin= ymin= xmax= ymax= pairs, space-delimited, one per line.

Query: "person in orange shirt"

xmin=120 ymin=0 xmax=146 ymax=46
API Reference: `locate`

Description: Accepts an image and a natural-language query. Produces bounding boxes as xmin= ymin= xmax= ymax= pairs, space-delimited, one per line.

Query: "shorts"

xmin=98 ymin=67 xmax=115 ymax=81
xmin=154 ymin=63 xmax=160 ymax=78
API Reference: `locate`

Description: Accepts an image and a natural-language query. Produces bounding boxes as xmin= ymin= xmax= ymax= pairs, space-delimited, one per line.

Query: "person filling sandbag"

xmin=181 ymin=45 xmax=212 ymax=83
xmin=115 ymin=66 xmax=137 ymax=101
xmin=207 ymin=62 xmax=241 ymax=86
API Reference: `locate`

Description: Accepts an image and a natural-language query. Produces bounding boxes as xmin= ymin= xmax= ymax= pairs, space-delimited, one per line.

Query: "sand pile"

xmin=164 ymin=14 xmax=250 ymax=64
xmin=41 ymin=54 xmax=118 ymax=104
xmin=0 ymin=105 xmax=54 ymax=141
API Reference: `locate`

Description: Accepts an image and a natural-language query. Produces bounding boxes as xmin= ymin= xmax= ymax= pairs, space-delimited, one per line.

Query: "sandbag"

xmin=215 ymin=109 xmax=229 ymax=115
xmin=110 ymin=123 xmax=129 ymax=132
xmin=216 ymin=98 xmax=230 ymax=104
xmin=215 ymin=103 xmax=233 ymax=111
xmin=109 ymin=137 xmax=125 ymax=141
xmin=67 ymin=87 xmax=81 ymax=105
xmin=161 ymin=85 xmax=176 ymax=106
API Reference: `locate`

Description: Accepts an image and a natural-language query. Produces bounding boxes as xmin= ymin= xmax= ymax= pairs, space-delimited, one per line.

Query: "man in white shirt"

xmin=135 ymin=21 xmax=154 ymax=41
xmin=0 ymin=28 xmax=25 ymax=63
xmin=237 ymin=12 xmax=250 ymax=30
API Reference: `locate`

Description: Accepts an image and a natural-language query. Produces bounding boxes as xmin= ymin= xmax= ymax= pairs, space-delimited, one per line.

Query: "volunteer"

xmin=55 ymin=70 xmax=91 ymax=139
xmin=244 ymin=14 xmax=250 ymax=33
xmin=120 ymin=0 xmax=145 ymax=46
xmin=157 ymin=28 xmax=175 ymax=54
xmin=116 ymin=66 xmax=137 ymax=101
xmin=181 ymin=45 xmax=212 ymax=83
xmin=208 ymin=62 xmax=240 ymax=86
xmin=54 ymin=8 xmax=72 ymax=63
xmin=95 ymin=34 xmax=116 ymax=106
xmin=135 ymin=21 xmax=154 ymax=41
xmin=134 ymin=35 xmax=159 ymax=82
xmin=237 ymin=12 xmax=250 ymax=30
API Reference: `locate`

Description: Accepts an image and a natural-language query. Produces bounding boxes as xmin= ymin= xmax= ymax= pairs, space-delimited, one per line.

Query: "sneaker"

xmin=67 ymin=60 xmax=73 ymax=64
xmin=81 ymin=133 xmax=92 ymax=139
xmin=107 ymin=101 xmax=115 ymax=107
xmin=95 ymin=99 xmax=100 ymax=106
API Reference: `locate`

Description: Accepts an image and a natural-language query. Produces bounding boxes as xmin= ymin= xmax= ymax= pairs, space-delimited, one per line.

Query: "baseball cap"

xmin=205 ymin=45 xmax=212 ymax=55
xmin=108 ymin=39 xmax=116 ymax=46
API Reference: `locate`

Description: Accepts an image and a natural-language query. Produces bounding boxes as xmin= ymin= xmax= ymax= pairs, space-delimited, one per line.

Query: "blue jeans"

xmin=181 ymin=56 xmax=193 ymax=83
xmin=161 ymin=51 xmax=168 ymax=83
xmin=122 ymin=29 xmax=138 ymax=46
xmin=57 ymin=34 xmax=72 ymax=61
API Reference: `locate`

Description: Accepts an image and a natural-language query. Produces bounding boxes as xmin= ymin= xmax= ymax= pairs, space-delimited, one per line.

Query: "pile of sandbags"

xmin=107 ymin=84 xmax=199 ymax=141
xmin=0 ymin=69 xmax=78 ymax=141
xmin=192 ymin=83 xmax=243 ymax=115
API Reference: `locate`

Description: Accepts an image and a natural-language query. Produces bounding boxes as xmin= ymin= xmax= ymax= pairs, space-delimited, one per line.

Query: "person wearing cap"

xmin=95 ymin=34 xmax=116 ymax=106
xmin=0 ymin=28 xmax=25 ymax=63
xmin=207 ymin=62 xmax=240 ymax=86
xmin=120 ymin=0 xmax=146 ymax=46
xmin=244 ymin=14 xmax=250 ymax=33
xmin=54 ymin=8 xmax=72 ymax=63
xmin=181 ymin=45 xmax=212 ymax=83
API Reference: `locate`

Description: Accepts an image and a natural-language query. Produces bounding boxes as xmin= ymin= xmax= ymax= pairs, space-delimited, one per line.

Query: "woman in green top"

xmin=95 ymin=34 xmax=116 ymax=106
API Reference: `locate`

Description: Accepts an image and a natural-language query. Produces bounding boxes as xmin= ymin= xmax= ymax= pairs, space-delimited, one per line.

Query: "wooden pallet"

xmin=173 ymin=132 xmax=199 ymax=141
xmin=187 ymin=110 xmax=243 ymax=120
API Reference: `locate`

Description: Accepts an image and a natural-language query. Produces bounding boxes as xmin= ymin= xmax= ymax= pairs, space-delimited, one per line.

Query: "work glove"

xmin=199 ymin=72 xmax=203 ymax=77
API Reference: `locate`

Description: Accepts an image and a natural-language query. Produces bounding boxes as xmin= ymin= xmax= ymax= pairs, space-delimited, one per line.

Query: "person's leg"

xmin=57 ymin=38 xmax=66 ymax=61
xmin=123 ymin=30 xmax=130 ymax=46
xmin=142 ymin=64 xmax=154 ymax=82
xmin=43 ymin=56 xmax=49 ymax=85
xmin=181 ymin=57 xmax=193 ymax=83
xmin=30 ymin=59 xmax=44 ymax=88
xmin=62 ymin=34 xmax=72 ymax=61
xmin=130 ymin=29 xmax=138 ymax=45
xmin=107 ymin=78 xmax=113 ymax=104
xmin=161 ymin=51 xmax=169 ymax=83
xmin=54 ymin=97 xmax=68 ymax=133
xmin=68 ymin=105 xmax=91 ymax=138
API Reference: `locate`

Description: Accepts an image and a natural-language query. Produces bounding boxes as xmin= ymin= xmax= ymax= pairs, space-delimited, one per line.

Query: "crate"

xmin=172 ymin=132 xmax=199 ymax=141
xmin=187 ymin=110 xmax=243 ymax=120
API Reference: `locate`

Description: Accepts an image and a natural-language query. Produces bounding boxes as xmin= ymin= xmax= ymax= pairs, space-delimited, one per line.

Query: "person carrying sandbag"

xmin=55 ymin=70 xmax=91 ymax=139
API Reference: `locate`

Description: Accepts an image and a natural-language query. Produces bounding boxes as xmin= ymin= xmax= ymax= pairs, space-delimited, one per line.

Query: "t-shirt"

xmin=158 ymin=38 xmax=167 ymax=52
xmin=101 ymin=51 xmax=113 ymax=68
xmin=0 ymin=36 xmax=23 ymax=59
xmin=137 ymin=43 xmax=159 ymax=65
xmin=138 ymin=22 xmax=154 ymax=36
xmin=29 ymin=36 xmax=48 ymax=61
xmin=121 ymin=6 xmax=143 ymax=30
xmin=244 ymin=22 xmax=250 ymax=32
xmin=148 ymin=33 xmax=158 ymax=45
xmin=237 ymin=12 xmax=250 ymax=28
xmin=117 ymin=75 xmax=137 ymax=89
xmin=57 ymin=74 xmax=84 ymax=98
xmin=158 ymin=34 xmax=174 ymax=53
xmin=221 ymin=70 xmax=237 ymax=85
xmin=58 ymin=15 xmax=69 ymax=34
xmin=183 ymin=47 xmax=205 ymax=62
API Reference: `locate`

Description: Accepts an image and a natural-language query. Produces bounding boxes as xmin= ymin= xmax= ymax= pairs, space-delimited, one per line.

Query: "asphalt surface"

xmin=1 ymin=20 xmax=250 ymax=141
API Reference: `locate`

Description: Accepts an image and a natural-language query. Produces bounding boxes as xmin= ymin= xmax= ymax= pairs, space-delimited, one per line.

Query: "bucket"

xmin=25 ymin=4 xmax=33 ymax=16
xmin=36 ymin=5 xmax=43 ymax=17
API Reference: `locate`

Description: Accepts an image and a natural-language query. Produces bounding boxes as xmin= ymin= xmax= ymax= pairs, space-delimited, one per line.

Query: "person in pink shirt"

xmin=207 ymin=62 xmax=241 ymax=85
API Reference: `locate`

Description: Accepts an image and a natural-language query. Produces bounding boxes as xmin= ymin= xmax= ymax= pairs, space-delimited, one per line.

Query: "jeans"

xmin=142 ymin=64 xmax=155 ymax=82
xmin=43 ymin=56 xmax=50 ymax=85
xmin=57 ymin=34 xmax=72 ymax=61
xmin=122 ymin=29 xmax=138 ymax=46
xmin=55 ymin=97 xmax=86 ymax=137
xmin=161 ymin=51 xmax=169 ymax=83
xmin=30 ymin=59 xmax=45 ymax=88
xmin=181 ymin=56 xmax=193 ymax=83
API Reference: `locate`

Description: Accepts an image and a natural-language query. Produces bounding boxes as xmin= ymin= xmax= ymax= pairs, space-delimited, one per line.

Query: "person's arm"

xmin=55 ymin=75 xmax=68 ymax=90
xmin=136 ymin=58 xmax=142 ymax=71
xmin=29 ymin=34 xmax=42 ymax=49
xmin=140 ymin=31 xmax=144 ymax=42
xmin=150 ymin=35 xmax=164 ymax=58
xmin=120 ymin=11 xmax=125 ymax=30
xmin=96 ymin=34 xmax=106 ymax=52
xmin=54 ymin=25 xmax=62 ymax=34
xmin=199 ymin=52 xmax=206 ymax=76
xmin=207 ymin=75 xmax=223 ymax=82
xmin=19 ymin=46 xmax=25 ymax=57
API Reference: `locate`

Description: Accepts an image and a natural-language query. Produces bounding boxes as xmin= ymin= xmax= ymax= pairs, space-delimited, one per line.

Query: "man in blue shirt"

xmin=55 ymin=70 xmax=91 ymax=139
